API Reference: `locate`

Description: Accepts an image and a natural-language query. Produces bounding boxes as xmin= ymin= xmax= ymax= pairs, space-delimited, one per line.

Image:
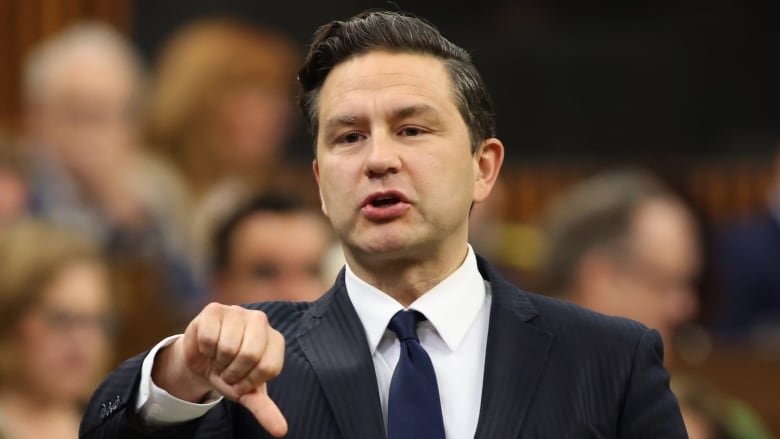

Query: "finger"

xmin=182 ymin=318 xmax=209 ymax=372
xmin=213 ymin=307 xmax=246 ymax=374
xmin=196 ymin=303 xmax=225 ymax=360
xmin=220 ymin=310 xmax=269 ymax=385
xmin=232 ymin=328 xmax=285 ymax=395
xmin=208 ymin=370 xmax=241 ymax=401
xmin=239 ymin=385 xmax=288 ymax=438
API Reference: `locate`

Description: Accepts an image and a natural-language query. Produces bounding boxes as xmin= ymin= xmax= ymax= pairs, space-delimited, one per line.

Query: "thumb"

xmin=238 ymin=384 xmax=288 ymax=437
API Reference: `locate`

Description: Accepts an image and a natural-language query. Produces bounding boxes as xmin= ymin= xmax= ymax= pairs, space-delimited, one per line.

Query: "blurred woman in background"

xmin=145 ymin=18 xmax=300 ymax=273
xmin=0 ymin=220 xmax=114 ymax=438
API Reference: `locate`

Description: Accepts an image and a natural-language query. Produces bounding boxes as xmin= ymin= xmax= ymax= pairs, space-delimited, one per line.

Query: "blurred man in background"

xmin=210 ymin=194 xmax=335 ymax=305
xmin=540 ymin=169 xmax=700 ymax=360
xmin=20 ymin=23 xmax=199 ymax=303
xmin=539 ymin=169 xmax=774 ymax=438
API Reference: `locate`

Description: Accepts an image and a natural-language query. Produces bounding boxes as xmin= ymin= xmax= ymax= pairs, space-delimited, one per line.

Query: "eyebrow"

xmin=323 ymin=104 xmax=439 ymax=131
xmin=323 ymin=114 xmax=363 ymax=134
xmin=391 ymin=104 xmax=437 ymax=121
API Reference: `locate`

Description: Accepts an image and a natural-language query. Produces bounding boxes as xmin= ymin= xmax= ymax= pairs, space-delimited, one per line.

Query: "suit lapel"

xmin=297 ymin=273 xmax=386 ymax=439
xmin=474 ymin=257 xmax=554 ymax=439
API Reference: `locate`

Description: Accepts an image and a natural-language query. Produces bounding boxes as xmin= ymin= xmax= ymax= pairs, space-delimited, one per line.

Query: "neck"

xmin=345 ymin=243 xmax=470 ymax=307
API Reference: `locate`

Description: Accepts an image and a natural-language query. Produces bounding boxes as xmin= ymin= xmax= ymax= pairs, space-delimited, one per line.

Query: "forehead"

xmin=629 ymin=199 xmax=699 ymax=268
xmin=41 ymin=261 xmax=110 ymax=311
xmin=318 ymin=51 xmax=458 ymax=119
xmin=233 ymin=212 xmax=329 ymax=251
xmin=45 ymin=52 xmax=139 ymax=103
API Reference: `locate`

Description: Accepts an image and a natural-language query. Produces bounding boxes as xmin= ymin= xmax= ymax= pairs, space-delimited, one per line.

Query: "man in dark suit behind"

xmin=80 ymin=10 xmax=687 ymax=438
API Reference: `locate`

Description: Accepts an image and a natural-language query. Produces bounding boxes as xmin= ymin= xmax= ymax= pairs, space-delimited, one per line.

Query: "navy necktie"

xmin=387 ymin=310 xmax=446 ymax=439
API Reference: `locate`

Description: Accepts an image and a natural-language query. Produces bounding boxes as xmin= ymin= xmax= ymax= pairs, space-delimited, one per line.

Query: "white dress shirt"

xmin=345 ymin=246 xmax=491 ymax=439
xmin=137 ymin=245 xmax=491 ymax=439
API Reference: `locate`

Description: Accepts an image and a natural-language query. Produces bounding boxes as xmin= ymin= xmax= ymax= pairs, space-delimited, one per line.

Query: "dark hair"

xmin=212 ymin=194 xmax=309 ymax=273
xmin=540 ymin=169 xmax=678 ymax=295
xmin=297 ymin=10 xmax=495 ymax=152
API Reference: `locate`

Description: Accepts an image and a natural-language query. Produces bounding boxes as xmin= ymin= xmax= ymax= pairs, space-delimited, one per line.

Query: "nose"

xmin=363 ymin=132 xmax=401 ymax=178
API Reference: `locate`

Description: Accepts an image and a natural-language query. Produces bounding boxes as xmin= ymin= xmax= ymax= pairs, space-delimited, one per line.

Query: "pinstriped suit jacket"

xmin=79 ymin=255 xmax=687 ymax=438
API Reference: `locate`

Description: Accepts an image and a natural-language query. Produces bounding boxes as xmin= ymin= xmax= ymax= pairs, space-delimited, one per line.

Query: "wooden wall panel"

xmin=0 ymin=0 xmax=131 ymax=132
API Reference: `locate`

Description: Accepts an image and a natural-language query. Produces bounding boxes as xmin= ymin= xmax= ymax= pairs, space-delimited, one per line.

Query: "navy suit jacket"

xmin=80 ymin=255 xmax=687 ymax=438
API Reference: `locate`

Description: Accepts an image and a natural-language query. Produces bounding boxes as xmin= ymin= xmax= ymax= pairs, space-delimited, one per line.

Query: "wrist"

xmin=151 ymin=339 xmax=213 ymax=403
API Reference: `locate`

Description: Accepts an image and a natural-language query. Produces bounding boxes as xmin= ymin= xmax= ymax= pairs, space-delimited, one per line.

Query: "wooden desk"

xmin=670 ymin=346 xmax=780 ymax=436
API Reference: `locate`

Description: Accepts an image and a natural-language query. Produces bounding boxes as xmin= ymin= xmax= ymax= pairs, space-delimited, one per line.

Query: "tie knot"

xmin=388 ymin=310 xmax=424 ymax=341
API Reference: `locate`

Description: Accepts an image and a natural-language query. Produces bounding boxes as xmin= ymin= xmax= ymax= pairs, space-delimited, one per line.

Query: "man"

xmin=21 ymin=23 xmax=201 ymax=302
xmin=539 ymin=170 xmax=700 ymax=362
xmin=211 ymin=194 xmax=335 ymax=304
xmin=80 ymin=11 xmax=686 ymax=438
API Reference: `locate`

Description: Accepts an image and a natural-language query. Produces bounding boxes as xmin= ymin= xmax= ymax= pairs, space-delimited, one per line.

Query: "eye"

xmin=399 ymin=126 xmax=426 ymax=137
xmin=336 ymin=132 xmax=365 ymax=144
xmin=252 ymin=264 xmax=280 ymax=280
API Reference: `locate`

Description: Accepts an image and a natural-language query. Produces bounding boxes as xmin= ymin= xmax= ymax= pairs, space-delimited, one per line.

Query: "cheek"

xmin=15 ymin=326 xmax=61 ymax=381
xmin=319 ymin=169 xmax=349 ymax=214
xmin=16 ymin=318 xmax=48 ymax=354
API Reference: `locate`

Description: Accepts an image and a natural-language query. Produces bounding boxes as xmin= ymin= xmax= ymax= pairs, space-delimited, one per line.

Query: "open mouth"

xmin=361 ymin=191 xmax=409 ymax=220
xmin=371 ymin=195 xmax=401 ymax=207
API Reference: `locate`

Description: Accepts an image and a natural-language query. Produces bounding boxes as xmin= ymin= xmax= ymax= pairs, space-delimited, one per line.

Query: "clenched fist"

xmin=152 ymin=303 xmax=287 ymax=437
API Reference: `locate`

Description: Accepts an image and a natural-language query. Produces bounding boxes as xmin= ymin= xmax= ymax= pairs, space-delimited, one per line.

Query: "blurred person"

xmin=21 ymin=22 xmax=201 ymax=303
xmin=211 ymin=194 xmax=335 ymax=304
xmin=541 ymin=170 xmax=776 ymax=437
xmin=145 ymin=19 xmax=300 ymax=273
xmin=0 ymin=219 xmax=115 ymax=439
xmin=0 ymin=139 xmax=28 ymax=229
xmin=540 ymin=169 xmax=700 ymax=360
xmin=715 ymin=145 xmax=780 ymax=344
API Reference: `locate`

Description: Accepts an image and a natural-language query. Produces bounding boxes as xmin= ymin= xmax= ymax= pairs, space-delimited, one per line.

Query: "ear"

xmin=472 ymin=138 xmax=505 ymax=204
xmin=312 ymin=159 xmax=329 ymax=217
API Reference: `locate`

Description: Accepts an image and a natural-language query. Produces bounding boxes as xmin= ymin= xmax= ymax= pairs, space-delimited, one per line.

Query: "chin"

xmin=354 ymin=239 xmax=429 ymax=264
xmin=355 ymin=235 xmax=408 ymax=255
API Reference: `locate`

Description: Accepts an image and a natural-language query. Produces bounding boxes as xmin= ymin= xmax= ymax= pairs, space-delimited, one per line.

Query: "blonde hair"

xmin=146 ymin=19 xmax=299 ymax=193
xmin=0 ymin=219 xmax=105 ymax=384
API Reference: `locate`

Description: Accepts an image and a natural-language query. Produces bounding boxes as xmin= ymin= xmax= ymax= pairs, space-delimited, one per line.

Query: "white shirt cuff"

xmin=136 ymin=334 xmax=223 ymax=426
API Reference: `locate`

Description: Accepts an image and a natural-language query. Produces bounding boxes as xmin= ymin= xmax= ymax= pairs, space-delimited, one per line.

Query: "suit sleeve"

xmin=617 ymin=329 xmax=688 ymax=438
xmin=79 ymin=352 xmax=231 ymax=439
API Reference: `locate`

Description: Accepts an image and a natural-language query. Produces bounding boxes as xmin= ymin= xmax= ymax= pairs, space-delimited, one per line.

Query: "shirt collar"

xmin=345 ymin=245 xmax=487 ymax=354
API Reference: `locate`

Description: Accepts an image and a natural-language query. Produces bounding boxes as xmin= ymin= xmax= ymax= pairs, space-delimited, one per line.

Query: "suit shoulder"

xmin=522 ymin=289 xmax=651 ymax=344
xmin=483 ymin=257 xmax=651 ymax=347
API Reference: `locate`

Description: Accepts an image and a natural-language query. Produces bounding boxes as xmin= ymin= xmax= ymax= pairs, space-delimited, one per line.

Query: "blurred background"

xmin=0 ymin=1 xmax=778 ymax=438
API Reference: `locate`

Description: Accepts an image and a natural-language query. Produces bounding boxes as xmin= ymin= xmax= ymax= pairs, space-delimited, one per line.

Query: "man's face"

xmin=216 ymin=211 xmax=332 ymax=304
xmin=27 ymin=52 xmax=140 ymax=176
xmin=312 ymin=51 xmax=501 ymax=270
xmin=612 ymin=199 xmax=700 ymax=349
